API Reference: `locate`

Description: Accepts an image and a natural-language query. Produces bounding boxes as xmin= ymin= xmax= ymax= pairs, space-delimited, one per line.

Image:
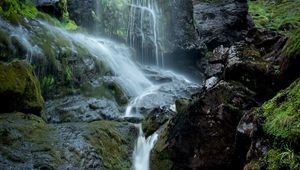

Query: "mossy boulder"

xmin=0 ymin=60 xmax=44 ymax=116
xmin=151 ymin=123 xmax=173 ymax=170
xmin=0 ymin=112 xmax=138 ymax=169
xmin=239 ymin=78 xmax=300 ymax=169
xmin=262 ymin=78 xmax=300 ymax=142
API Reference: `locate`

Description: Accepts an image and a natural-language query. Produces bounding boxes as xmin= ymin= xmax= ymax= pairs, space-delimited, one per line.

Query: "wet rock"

xmin=142 ymin=107 xmax=176 ymax=137
xmin=193 ymin=0 xmax=250 ymax=50
xmin=0 ymin=60 xmax=44 ymax=116
xmin=0 ymin=112 xmax=137 ymax=169
xmin=46 ymin=95 xmax=123 ymax=123
xmin=152 ymin=80 xmax=258 ymax=170
xmin=205 ymin=76 xmax=219 ymax=89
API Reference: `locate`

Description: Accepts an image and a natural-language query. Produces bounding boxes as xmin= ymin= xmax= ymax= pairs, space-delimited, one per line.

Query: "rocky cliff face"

xmin=193 ymin=0 xmax=250 ymax=50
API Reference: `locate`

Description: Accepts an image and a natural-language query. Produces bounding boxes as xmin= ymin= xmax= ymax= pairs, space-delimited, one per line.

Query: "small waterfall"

xmin=127 ymin=0 xmax=163 ymax=67
xmin=39 ymin=21 xmax=152 ymax=96
xmin=133 ymin=124 xmax=158 ymax=170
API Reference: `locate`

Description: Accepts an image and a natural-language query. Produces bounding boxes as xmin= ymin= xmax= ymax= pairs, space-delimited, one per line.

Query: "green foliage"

xmin=0 ymin=0 xmax=78 ymax=30
xmin=41 ymin=75 xmax=55 ymax=97
xmin=248 ymin=0 xmax=300 ymax=57
xmin=64 ymin=65 xmax=73 ymax=83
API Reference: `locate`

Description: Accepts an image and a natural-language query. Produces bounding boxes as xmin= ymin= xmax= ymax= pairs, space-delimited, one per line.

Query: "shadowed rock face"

xmin=151 ymin=80 xmax=258 ymax=170
xmin=193 ymin=0 xmax=249 ymax=50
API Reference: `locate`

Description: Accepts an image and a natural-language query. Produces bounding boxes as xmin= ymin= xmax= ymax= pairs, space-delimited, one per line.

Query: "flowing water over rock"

xmin=128 ymin=0 xmax=163 ymax=66
xmin=40 ymin=21 xmax=152 ymax=97
xmin=0 ymin=15 xmax=201 ymax=169
xmin=133 ymin=124 xmax=158 ymax=170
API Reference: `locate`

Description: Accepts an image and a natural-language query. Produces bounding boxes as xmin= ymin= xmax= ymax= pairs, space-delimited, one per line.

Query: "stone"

xmin=0 ymin=112 xmax=138 ymax=169
xmin=142 ymin=107 xmax=176 ymax=137
xmin=0 ymin=60 xmax=44 ymax=116
xmin=152 ymin=81 xmax=258 ymax=169
xmin=46 ymin=95 xmax=123 ymax=123
xmin=193 ymin=0 xmax=250 ymax=50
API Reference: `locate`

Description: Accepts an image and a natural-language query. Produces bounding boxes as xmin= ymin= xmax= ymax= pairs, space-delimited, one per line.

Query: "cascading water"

xmin=1 ymin=12 xmax=198 ymax=169
xmin=39 ymin=22 xmax=162 ymax=170
xmin=39 ymin=21 xmax=152 ymax=97
xmin=133 ymin=124 xmax=158 ymax=170
xmin=128 ymin=0 xmax=163 ymax=67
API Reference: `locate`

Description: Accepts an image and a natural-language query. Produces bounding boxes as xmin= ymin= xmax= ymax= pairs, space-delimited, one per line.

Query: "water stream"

xmin=0 ymin=16 xmax=197 ymax=170
xmin=133 ymin=124 xmax=158 ymax=170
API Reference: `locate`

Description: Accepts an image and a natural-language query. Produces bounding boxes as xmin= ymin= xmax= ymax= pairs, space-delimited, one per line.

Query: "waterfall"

xmin=39 ymin=21 xmax=152 ymax=97
xmin=127 ymin=0 xmax=163 ymax=67
xmin=133 ymin=124 xmax=158 ymax=170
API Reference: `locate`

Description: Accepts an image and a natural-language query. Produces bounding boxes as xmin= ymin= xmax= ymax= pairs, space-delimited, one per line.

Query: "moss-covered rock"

xmin=248 ymin=0 xmax=300 ymax=58
xmin=0 ymin=112 xmax=138 ymax=169
xmin=0 ymin=60 xmax=44 ymax=116
xmin=262 ymin=78 xmax=300 ymax=141
xmin=240 ymin=78 xmax=300 ymax=170
xmin=151 ymin=123 xmax=173 ymax=170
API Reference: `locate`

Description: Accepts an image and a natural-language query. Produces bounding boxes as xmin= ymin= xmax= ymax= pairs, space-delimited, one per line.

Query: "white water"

xmin=39 ymin=21 xmax=152 ymax=96
xmin=38 ymin=22 xmax=160 ymax=170
xmin=0 ymin=18 xmax=43 ymax=62
xmin=133 ymin=124 xmax=158 ymax=170
xmin=128 ymin=0 xmax=163 ymax=67
xmin=0 ymin=16 xmax=197 ymax=170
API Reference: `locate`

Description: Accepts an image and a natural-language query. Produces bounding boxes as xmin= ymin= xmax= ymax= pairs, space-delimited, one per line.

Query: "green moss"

xmin=262 ymin=78 xmax=300 ymax=141
xmin=0 ymin=60 xmax=44 ymax=116
xmin=107 ymin=82 xmax=128 ymax=106
xmin=0 ymin=0 xmax=38 ymax=23
xmin=0 ymin=0 xmax=78 ymax=31
xmin=0 ymin=112 xmax=62 ymax=168
xmin=65 ymin=20 xmax=78 ymax=30
xmin=80 ymin=82 xmax=106 ymax=98
xmin=283 ymin=29 xmax=300 ymax=57
xmin=151 ymin=123 xmax=173 ymax=170
xmin=240 ymin=46 xmax=263 ymax=62
xmin=266 ymin=148 xmax=300 ymax=170
xmin=86 ymin=121 xmax=135 ymax=170
xmin=244 ymin=160 xmax=263 ymax=170
xmin=248 ymin=0 xmax=300 ymax=57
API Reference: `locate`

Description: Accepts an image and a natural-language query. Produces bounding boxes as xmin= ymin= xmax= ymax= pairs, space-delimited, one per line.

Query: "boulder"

xmin=237 ymin=78 xmax=300 ymax=169
xmin=0 ymin=112 xmax=138 ymax=169
xmin=0 ymin=60 xmax=44 ymax=116
xmin=152 ymin=80 xmax=258 ymax=170
xmin=142 ymin=107 xmax=176 ymax=137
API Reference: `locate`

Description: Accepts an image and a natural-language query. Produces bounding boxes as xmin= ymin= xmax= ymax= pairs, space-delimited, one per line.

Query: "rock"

xmin=193 ymin=0 xmax=250 ymax=50
xmin=152 ymin=80 xmax=258 ymax=169
xmin=237 ymin=78 xmax=300 ymax=169
xmin=0 ymin=112 xmax=138 ymax=169
xmin=46 ymin=95 xmax=123 ymax=123
xmin=0 ymin=60 xmax=44 ymax=116
xmin=205 ymin=76 xmax=219 ymax=89
xmin=67 ymin=0 xmax=129 ymax=39
xmin=142 ymin=107 xmax=176 ymax=137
